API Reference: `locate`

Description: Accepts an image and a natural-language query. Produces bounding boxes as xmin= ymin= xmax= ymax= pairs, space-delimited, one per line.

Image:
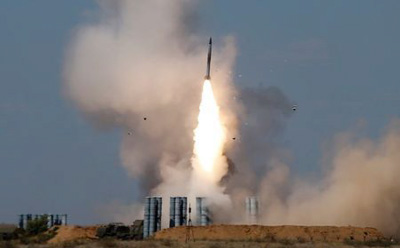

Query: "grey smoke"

xmin=221 ymin=86 xmax=294 ymax=223
xmin=236 ymin=86 xmax=293 ymax=171
xmin=259 ymin=121 xmax=400 ymax=236
xmin=63 ymin=0 xmax=236 ymax=223
xmin=63 ymin=0 xmax=400 ymax=237
xmin=230 ymin=86 xmax=400 ymax=236
xmin=225 ymin=86 xmax=294 ymax=194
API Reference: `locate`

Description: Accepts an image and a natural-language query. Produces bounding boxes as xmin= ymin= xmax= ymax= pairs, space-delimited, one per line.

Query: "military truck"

xmin=129 ymin=220 xmax=144 ymax=240
xmin=96 ymin=220 xmax=143 ymax=240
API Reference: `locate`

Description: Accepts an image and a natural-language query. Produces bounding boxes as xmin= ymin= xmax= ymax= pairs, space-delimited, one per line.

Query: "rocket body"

xmin=205 ymin=37 xmax=212 ymax=80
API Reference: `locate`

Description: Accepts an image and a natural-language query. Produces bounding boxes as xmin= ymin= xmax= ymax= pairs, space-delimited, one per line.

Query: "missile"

xmin=204 ymin=37 xmax=212 ymax=80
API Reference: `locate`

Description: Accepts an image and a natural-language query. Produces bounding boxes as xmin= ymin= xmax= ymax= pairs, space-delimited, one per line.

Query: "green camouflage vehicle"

xmin=96 ymin=220 xmax=143 ymax=240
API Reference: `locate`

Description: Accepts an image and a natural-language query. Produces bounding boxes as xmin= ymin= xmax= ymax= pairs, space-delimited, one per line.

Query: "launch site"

xmin=2 ymin=1 xmax=400 ymax=247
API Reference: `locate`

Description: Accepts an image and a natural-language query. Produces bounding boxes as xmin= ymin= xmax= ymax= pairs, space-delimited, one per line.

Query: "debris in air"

xmin=144 ymin=117 xmax=147 ymax=120
xmin=292 ymin=105 xmax=297 ymax=111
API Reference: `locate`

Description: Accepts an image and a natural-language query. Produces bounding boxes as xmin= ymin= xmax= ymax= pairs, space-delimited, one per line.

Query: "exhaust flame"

xmin=192 ymin=80 xmax=226 ymax=182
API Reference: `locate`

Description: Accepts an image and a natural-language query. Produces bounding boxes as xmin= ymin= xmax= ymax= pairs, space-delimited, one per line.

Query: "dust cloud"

xmin=64 ymin=0 xmax=400 ymax=236
xmin=63 ymin=0 xmax=236 ymax=224
xmin=258 ymin=121 xmax=400 ymax=236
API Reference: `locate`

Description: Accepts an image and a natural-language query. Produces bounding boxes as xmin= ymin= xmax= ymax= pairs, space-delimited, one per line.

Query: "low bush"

xmin=277 ymin=239 xmax=295 ymax=246
xmin=160 ymin=239 xmax=173 ymax=247
xmin=57 ymin=239 xmax=87 ymax=248
xmin=0 ymin=241 xmax=16 ymax=248
xmin=344 ymin=238 xmax=395 ymax=247
xmin=98 ymin=239 xmax=118 ymax=248
xmin=26 ymin=216 xmax=48 ymax=236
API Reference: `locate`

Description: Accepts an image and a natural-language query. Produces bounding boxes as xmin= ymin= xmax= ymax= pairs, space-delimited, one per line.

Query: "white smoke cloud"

xmin=63 ymin=0 xmax=400 ymax=237
xmin=63 ymin=0 xmax=236 ymax=223
xmin=96 ymin=201 xmax=144 ymax=225
xmin=258 ymin=120 xmax=400 ymax=236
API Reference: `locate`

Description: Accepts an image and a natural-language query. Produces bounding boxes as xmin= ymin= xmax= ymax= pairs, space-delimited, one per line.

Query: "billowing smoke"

xmin=218 ymin=86 xmax=293 ymax=223
xmin=227 ymin=86 xmax=294 ymax=191
xmin=63 ymin=0 xmax=236 ymax=223
xmin=64 ymin=0 xmax=400 ymax=237
xmin=258 ymin=121 xmax=400 ymax=236
xmin=230 ymin=86 xmax=400 ymax=236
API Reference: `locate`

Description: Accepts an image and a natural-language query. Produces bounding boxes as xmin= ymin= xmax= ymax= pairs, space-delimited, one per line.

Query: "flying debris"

xmin=128 ymin=132 xmax=132 ymax=135
xmin=292 ymin=105 xmax=297 ymax=111
xmin=144 ymin=117 xmax=147 ymax=120
xmin=204 ymin=37 xmax=212 ymax=80
xmin=232 ymin=137 xmax=236 ymax=140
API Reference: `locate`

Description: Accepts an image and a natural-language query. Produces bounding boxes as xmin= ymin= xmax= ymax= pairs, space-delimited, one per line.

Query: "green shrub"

xmin=277 ymin=239 xmax=295 ymax=246
xmin=26 ymin=216 xmax=48 ymax=235
xmin=364 ymin=239 xmax=396 ymax=247
xmin=36 ymin=232 xmax=56 ymax=243
xmin=208 ymin=243 xmax=224 ymax=248
xmin=343 ymin=238 xmax=395 ymax=247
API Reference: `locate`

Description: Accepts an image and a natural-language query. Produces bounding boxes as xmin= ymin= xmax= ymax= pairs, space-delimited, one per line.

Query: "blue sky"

xmin=1 ymin=0 xmax=400 ymax=224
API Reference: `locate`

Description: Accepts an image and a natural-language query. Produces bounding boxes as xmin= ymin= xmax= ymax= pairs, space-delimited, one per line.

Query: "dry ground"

xmin=47 ymin=226 xmax=97 ymax=244
xmin=154 ymin=225 xmax=385 ymax=243
xmin=1 ymin=224 xmax=396 ymax=248
xmin=1 ymin=239 xmax=400 ymax=248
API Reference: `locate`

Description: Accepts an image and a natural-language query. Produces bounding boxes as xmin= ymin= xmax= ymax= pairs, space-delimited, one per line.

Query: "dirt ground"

xmin=47 ymin=225 xmax=98 ymax=244
xmin=154 ymin=225 xmax=385 ymax=243
xmin=3 ymin=239 xmax=398 ymax=248
xmin=40 ymin=224 xmax=389 ymax=247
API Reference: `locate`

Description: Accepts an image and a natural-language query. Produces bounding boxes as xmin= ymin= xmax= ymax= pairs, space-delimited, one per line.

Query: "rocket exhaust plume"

xmin=192 ymin=80 xmax=226 ymax=182
xmin=188 ymin=77 xmax=231 ymax=218
xmin=63 ymin=1 xmax=400 ymax=235
xmin=189 ymin=39 xmax=230 ymax=210
xmin=193 ymin=37 xmax=225 ymax=177
xmin=63 ymin=0 xmax=237 ymax=225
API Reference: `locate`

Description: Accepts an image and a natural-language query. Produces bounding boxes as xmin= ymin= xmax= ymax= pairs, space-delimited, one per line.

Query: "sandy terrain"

xmin=47 ymin=225 xmax=98 ymax=244
xmin=154 ymin=225 xmax=385 ymax=242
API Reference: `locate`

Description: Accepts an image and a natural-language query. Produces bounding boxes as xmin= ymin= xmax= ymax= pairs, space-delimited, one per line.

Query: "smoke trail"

xmin=63 ymin=0 xmax=236 ymax=222
xmin=63 ymin=0 xmax=400 ymax=236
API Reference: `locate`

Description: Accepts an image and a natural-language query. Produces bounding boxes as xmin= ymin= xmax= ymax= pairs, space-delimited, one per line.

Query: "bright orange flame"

xmin=193 ymin=80 xmax=226 ymax=175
